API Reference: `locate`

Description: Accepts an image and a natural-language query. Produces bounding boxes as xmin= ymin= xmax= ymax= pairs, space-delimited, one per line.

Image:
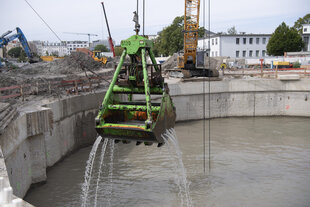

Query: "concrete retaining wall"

xmin=168 ymin=79 xmax=310 ymax=120
xmin=0 ymin=79 xmax=309 ymax=204
xmin=0 ymin=92 xmax=105 ymax=199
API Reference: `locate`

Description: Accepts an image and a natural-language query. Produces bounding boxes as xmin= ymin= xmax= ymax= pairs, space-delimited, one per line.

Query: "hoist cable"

xmin=202 ymin=0 xmax=206 ymax=174
xmin=208 ymin=0 xmax=211 ymax=173
xmin=24 ymin=0 xmax=63 ymax=43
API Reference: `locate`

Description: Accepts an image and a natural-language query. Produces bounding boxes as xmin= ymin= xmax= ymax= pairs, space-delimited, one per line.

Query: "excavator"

xmin=168 ymin=0 xmax=219 ymax=78
xmin=95 ymin=9 xmax=176 ymax=147
xmin=92 ymin=50 xmax=108 ymax=65
xmin=0 ymin=27 xmax=39 ymax=67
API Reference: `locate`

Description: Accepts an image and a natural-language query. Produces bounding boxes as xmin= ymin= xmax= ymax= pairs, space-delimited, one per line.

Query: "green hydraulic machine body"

xmin=95 ymin=35 xmax=176 ymax=146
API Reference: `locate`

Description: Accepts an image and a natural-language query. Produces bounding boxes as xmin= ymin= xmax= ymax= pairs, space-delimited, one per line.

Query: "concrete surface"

xmin=0 ymin=91 xmax=105 ymax=200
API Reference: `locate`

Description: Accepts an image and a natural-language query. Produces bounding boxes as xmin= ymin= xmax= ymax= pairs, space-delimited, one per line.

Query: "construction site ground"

xmin=1 ymin=52 xmax=310 ymax=134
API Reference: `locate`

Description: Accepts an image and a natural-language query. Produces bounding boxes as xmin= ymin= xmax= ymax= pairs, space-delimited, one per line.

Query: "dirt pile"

xmin=0 ymin=52 xmax=105 ymax=88
xmin=162 ymin=54 xmax=178 ymax=70
xmin=18 ymin=52 xmax=102 ymax=76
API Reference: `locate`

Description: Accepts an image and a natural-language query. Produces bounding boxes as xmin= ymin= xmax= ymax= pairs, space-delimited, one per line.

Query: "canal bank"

xmin=0 ymin=79 xmax=310 ymax=202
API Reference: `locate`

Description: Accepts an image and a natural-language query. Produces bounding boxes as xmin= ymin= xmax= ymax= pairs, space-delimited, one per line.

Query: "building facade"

xmin=90 ymin=39 xmax=113 ymax=51
xmin=302 ymin=24 xmax=310 ymax=52
xmin=31 ymin=41 xmax=69 ymax=56
xmin=198 ymin=33 xmax=271 ymax=58
xmin=66 ymin=41 xmax=88 ymax=53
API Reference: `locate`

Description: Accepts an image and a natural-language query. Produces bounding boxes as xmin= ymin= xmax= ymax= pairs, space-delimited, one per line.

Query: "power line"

xmin=24 ymin=0 xmax=63 ymax=43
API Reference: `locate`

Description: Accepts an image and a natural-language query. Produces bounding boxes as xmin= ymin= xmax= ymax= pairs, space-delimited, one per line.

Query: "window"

xmin=304 ymin=28 xmax=308 ymax=33
xmin=215 ymin=51 xmax=218 ymax=57
xmin=242 ymin=51 xmax=246 ymax=57
xmin=212 ymin=51 xmax=214 ymax=57
xmin=215 ymin=38 xmax=218 ymax=45
xmin=262 ymin=50 xmax=266 ymax=57
xmin=212 ymin=39 xmax=214 ymax=45
xmin=256 ymin=50 xmax=259 ymax=57
xmin=249 ymin=50 xmax=253 ymax=57
xmin=236 ymin=38 xmax=240 ymax=44
xmin=304 ymin=37 xmax=309 ymax=51
xmin=236 ymin=51 xmax=240 ymax=58
xmin=249 ymin=38 xmax=253 ymax=44
xmin=243 ymin=38 xmax=247 ymax=44
xmin=262 ymin=38 xmax=266 ymax=44
xmin=256 ymin=38 xmax=260 ymax=44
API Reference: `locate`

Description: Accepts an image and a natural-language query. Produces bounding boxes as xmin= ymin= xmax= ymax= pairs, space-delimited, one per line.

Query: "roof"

xmin=211 ymin=33 xmax=271 ymax=38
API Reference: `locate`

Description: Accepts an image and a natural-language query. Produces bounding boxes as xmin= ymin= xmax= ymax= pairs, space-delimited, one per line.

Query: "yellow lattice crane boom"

xmin=180 ymin=0 xmax=200 ymax=69
xmin=174 ymin=0 xmax=218 ymax=78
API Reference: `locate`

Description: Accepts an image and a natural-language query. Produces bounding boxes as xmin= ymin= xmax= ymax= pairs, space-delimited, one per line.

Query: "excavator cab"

xmin=95 ymin=35 xmax=176 ymax=146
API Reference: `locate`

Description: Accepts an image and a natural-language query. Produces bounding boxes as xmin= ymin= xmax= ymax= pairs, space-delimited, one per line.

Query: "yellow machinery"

xmin=273 ymin=61 xmax=292 ymax=69
xmin=174 ymin=0 xmax=218 ymax=77
xmin=92 ymin=51 xmax=108 ymax=65
xmin=178 ymin=0 xmax=200 ymax=70
xmin=40 ymin=56 xmax=64 ymax=62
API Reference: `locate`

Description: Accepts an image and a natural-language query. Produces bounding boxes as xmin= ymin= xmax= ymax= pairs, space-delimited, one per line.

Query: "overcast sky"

xmin=1 ymin=0 xmax=309 ymax=44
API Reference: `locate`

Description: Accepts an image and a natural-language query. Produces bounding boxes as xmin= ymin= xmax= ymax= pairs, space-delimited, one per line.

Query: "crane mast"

xmin=183 ymin=0 xmax=200 ymax=69
xmin=173 ymin=0 xmax=218 ymax=77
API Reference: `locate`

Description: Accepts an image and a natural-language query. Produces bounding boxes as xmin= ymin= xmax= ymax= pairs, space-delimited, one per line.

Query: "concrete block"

xmin=278 ymin=74 xmax=300 ymax=81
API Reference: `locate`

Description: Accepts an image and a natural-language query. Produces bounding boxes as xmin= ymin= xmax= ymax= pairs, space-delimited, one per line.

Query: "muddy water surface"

xmin=25 ymin=117 xmax=310 ymax=207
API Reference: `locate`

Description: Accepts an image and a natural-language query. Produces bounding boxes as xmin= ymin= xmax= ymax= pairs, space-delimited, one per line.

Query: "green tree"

xmin=267 ymin=22 xmax=304 ymax=56
xmin=154 ymin=16 xmax=183 ymax=56
xmin=18 ymin=50 xmax=27 ymax=62
xmin=94 ymin=44 xmax=109 ymax=52
xmin=227 ymin=26 xmax=237 ymax=35
xmin=8 ymin=47 xmax=24 ymax=58
xmin=294 ymin=13 xmax=310 ymax=34
xmin=114 ymin=46 xmax=124 ymax=56
xmin=153 ymin=16 xmax=206 ymax=57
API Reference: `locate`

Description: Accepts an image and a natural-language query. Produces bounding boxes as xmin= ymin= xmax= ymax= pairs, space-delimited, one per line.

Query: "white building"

xmin=90 ymin=39 xmax=115 ymax=51
xmin=32 ymin=41 xmax=69 ymax=56
xmin=302 ymin=24 xmax=310 ymax=52
xmin=198 ymin=33 xmax=271 ymax=58
xmin=66 ymin=41 xmax=88 ymax=53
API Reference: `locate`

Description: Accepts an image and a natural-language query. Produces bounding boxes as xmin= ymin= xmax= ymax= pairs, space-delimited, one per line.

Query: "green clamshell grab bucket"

xmin=95 ymin=35 xmax=176 ymax=146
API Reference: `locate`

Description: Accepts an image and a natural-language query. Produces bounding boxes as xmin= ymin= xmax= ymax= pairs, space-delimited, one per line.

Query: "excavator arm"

xmin=0 ymin=27 xmax=38 ymax=66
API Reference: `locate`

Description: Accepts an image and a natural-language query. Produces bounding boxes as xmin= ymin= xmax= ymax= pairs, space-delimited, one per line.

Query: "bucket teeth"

xmin=157 ymin=143 xmax=164 ymax=148
xmin=144 ymin=142 xmax=153 ymax=146
xmin=122 ymin=140 xmax=131 ymax=144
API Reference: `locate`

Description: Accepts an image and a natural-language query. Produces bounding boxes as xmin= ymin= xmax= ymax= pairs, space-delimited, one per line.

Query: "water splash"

xmin=81 ymin=136 xmax=102 ymax=207
xmin=162 ymin=129 xmax=193 ymax=207
xmin=106 ymin=140 xmax=115 ymax=207
xmin=94 ymin=138 xmax=109 ymax=207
